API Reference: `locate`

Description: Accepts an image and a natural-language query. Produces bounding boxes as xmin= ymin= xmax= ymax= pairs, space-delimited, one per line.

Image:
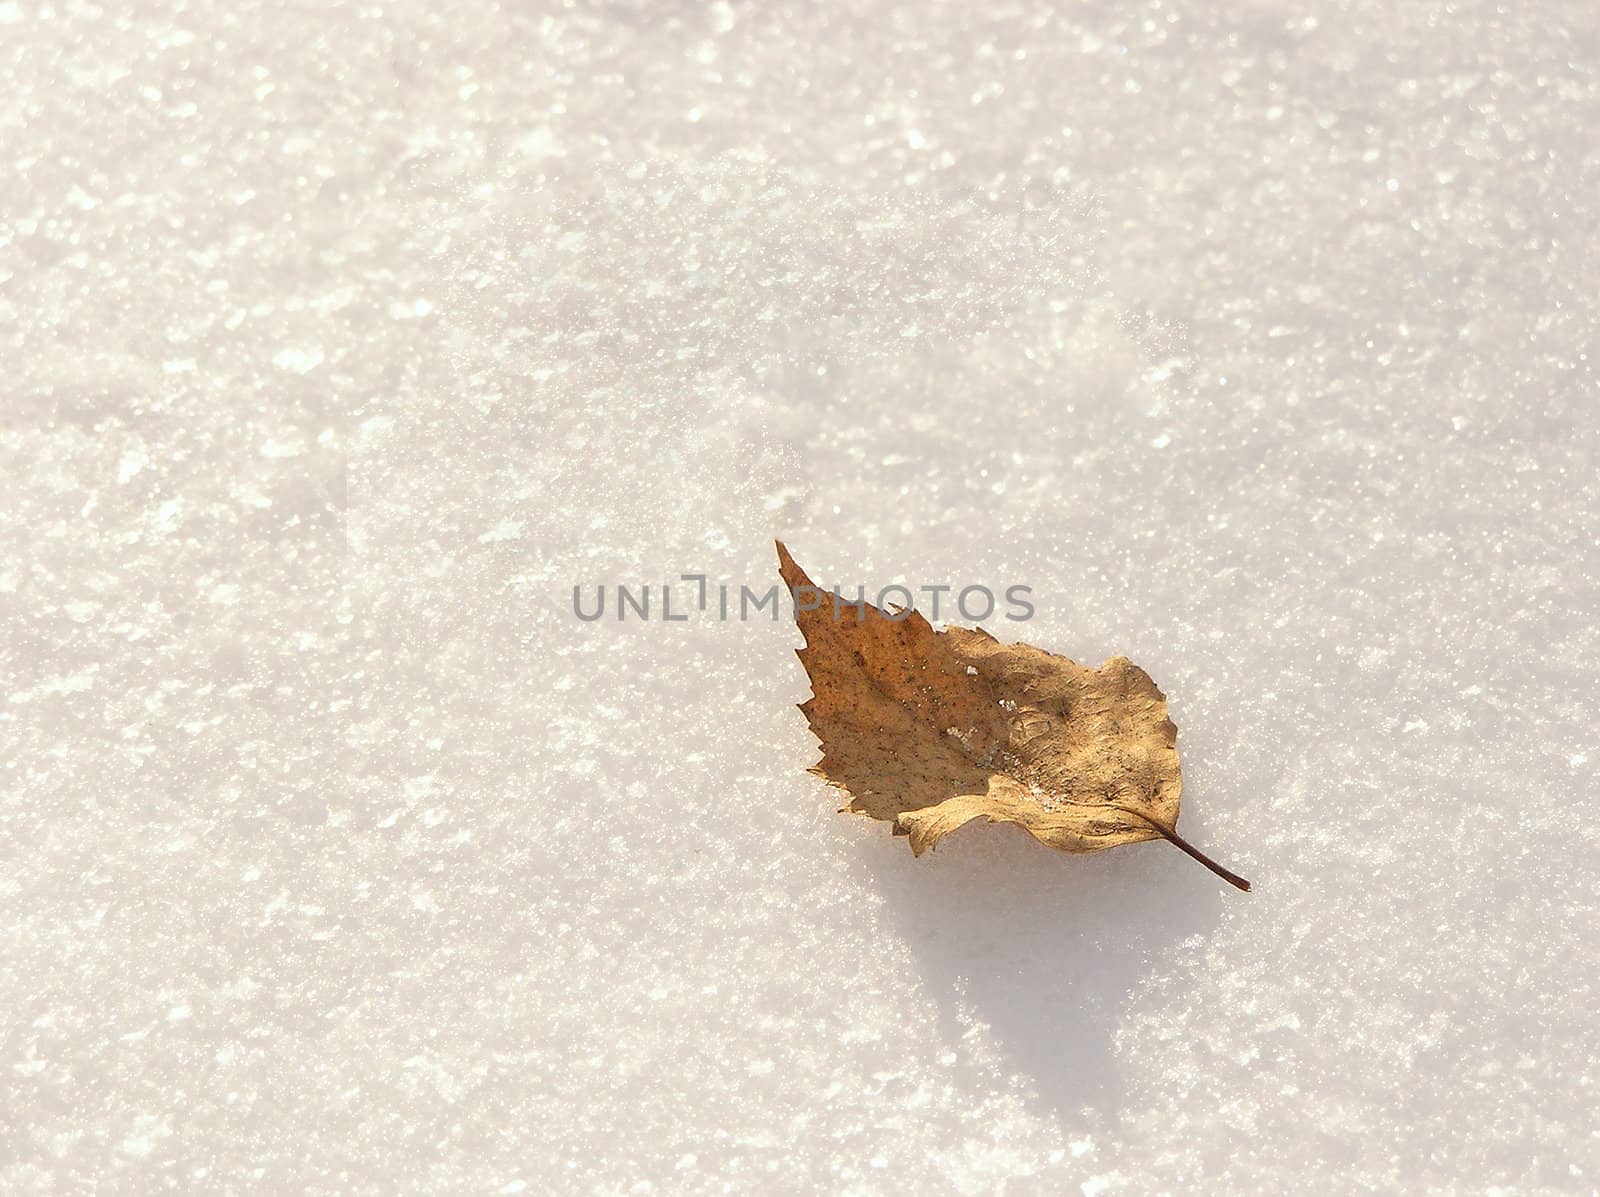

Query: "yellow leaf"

xmin=778 ymin=541 xmax=1249 ymax=891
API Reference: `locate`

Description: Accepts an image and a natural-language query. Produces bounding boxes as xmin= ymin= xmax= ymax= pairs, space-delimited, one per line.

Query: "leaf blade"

xmin=778 ymin=542 xmax=1249 ymax=890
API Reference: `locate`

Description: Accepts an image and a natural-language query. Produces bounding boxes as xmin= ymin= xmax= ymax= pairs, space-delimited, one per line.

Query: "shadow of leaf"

xmin=856 ymin=818 xmax=1227 ymax=1116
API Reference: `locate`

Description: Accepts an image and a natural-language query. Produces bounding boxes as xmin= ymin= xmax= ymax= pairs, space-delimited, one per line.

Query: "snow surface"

xmin=4 ymin=0 xmax=1598 ymax=1192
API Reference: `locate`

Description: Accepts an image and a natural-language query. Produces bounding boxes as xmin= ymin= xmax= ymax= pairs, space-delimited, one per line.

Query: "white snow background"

xmin=3 ymin=1 xmax=1598 ymax=1193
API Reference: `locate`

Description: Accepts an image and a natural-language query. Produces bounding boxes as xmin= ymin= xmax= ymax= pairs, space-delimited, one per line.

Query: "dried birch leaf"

xmin=778 ymin=541 xmax=1250 ymax=891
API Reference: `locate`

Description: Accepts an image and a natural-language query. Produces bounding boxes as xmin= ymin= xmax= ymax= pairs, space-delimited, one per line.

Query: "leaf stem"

xmin=1151 ymin=824 xmax=1252 ymax=892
